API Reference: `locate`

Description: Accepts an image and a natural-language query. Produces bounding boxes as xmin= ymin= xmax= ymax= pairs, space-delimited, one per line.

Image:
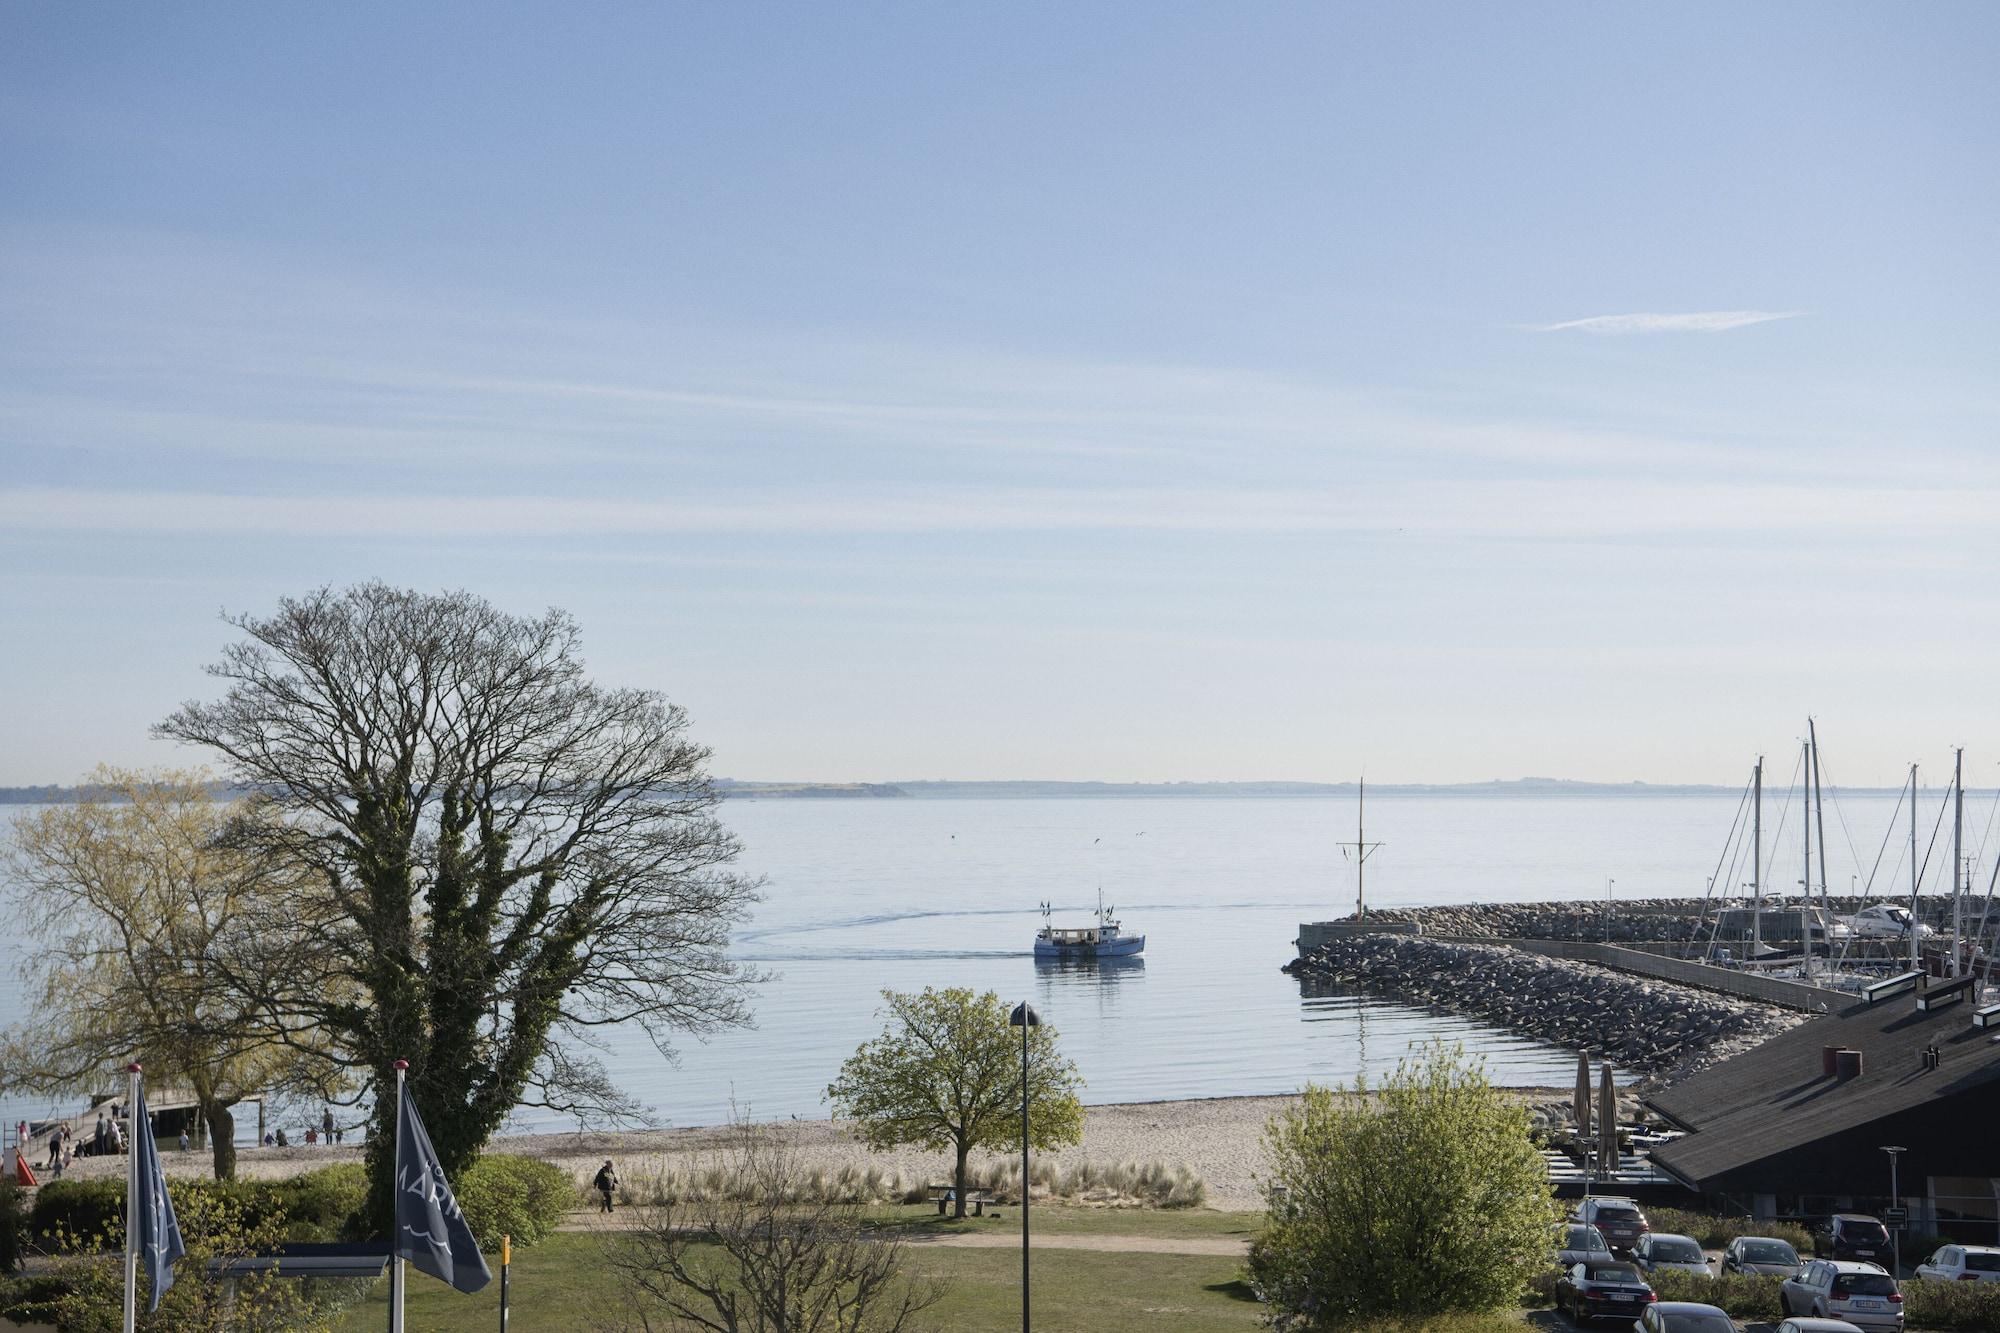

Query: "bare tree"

xmin=595 ymin=1120 xmax=943 ymax=1333
xmin=157 ymin=584 xmax=759 ymax=1229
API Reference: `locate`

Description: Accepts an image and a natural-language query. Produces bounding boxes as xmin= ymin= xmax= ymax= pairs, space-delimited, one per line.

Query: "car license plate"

xmin=1853 ymin=1299 xmax=1883 ymax=1309
xmin=1611 ymin=1294 xmax=1633 ymax=1302
xmin=1855 ymin=1249 xmax=1875 ymax=1257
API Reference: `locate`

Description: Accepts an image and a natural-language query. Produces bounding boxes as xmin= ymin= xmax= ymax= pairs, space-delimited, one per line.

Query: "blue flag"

xmin=393 ymin=1082 xmax=492 ymax=1294
xmin=131 ymin=1085 xmax=186 ymax=1312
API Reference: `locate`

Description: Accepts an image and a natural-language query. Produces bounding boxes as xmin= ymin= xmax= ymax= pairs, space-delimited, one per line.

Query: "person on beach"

xmin=178 ymin=1131 xmax=189 ymax=1153
xmin=323 ymin=1108 xmax=335 ymax=1138
xmin=594 ymin=1159 xmax=619 ymax=1213
xmin=92 ymin=1114 xmax=107 ymax=1156
xmin=45 ymin=1131 xmax=61 ymax=1169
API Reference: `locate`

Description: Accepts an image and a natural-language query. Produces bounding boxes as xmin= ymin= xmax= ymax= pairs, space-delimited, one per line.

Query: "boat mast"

xmin=1909 ymin=763 xmax=1920 ymax=972
xmin=1810 ymin=719 xmax=1830 ymax=918
xmin=1802 ymin=738 xmax=1812 ymax=921
xmin=1337 ymin=778 xmax=1383 ymax=921
xmin=1954 ymin=747 xmax=1965 ymax=977
xmin=1752 ymin=756 xmax=1763 ymax=957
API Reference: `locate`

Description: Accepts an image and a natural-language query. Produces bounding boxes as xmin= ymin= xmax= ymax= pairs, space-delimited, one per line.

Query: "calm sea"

xmin=0 ymin=790 xmax=1947 ymax=1141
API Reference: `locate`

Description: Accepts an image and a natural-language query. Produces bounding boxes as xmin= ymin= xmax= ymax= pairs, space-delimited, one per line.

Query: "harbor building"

xmin=1646 ymin=975 xmax=2000 ymax=1244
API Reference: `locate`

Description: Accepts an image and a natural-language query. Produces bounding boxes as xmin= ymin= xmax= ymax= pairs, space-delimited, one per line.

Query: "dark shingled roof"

xmin=1646 ymin=989 xmax=2000 ymax=1193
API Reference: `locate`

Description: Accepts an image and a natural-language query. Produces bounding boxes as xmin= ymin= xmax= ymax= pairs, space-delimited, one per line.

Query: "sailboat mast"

xmin=1802 ymin=738 xmax=1812 ymax=918
xmin=1810 ymin=719 xmax=1830 ymax=918
xmin=1954 ymin=747 xmax=1965 ymax=978
xmin=1910 ymin=763 xmax=1920 ymax=972
xmin=1752 ymin=756 xmax=1763 ymax=957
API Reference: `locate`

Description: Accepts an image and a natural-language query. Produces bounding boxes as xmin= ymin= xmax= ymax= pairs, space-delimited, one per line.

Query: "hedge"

xmin=1643 ymin=1206 xmax=1812 ymax=1253
xmin=27 ymin=1165 xmax=366 ymax=1246
xmin=1648 ymin=1270 xmax=1783 ymax=1320
xmin=1905 ymin=1278 xmax=2000 ymax=1332
xmin=27 ymin=1156 xmax=565 ymax=1255
xmin=0 ymin=1174 xmax=20 ymax=1274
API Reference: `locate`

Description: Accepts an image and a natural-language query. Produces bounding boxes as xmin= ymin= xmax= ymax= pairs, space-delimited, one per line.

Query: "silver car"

xmin=1780 ymin=1260 xmax=1902 ymax=1331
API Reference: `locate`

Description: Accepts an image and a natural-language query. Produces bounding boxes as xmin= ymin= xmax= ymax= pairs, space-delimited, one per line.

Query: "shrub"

xmin=28 ymin=1178 xmax=126 ymax=1245
xmin=1649 ymin=1270 xmax=1783 ymax=1320
xmin=1249 ymin=1042 xmax=1560 ymax=1324
xmin=454 ymin=1155 xmax=570 ymax=1251
xmin=1643 ymin=1206 xmax=1810 ymax=1253
xmin=29 ymin=1166 xmax=369 ymax=1248
xmin=0 ymin=1172 xmax=20 ymax=1274
xmin=1905 ymin=1277 xmax=2000 ymax=1332
xmin=0 ymin=1272 xmax=70 ymax=1325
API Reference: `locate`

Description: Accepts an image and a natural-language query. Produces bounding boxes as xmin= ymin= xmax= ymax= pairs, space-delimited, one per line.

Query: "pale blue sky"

xmin=3 ymin=5 xmax=1997 ymax=785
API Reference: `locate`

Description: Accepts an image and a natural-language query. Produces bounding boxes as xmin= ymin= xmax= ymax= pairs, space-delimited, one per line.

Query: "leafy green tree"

xmin=157 ymin=584 xmax=759 ymax=1232
xmin=1249 ymin=1042 xmax=1559 ymax=1325
xmin=0 ymin=768 xmax=319 ymax=1180
xmin=827 ymin=988 xmax=1083 ymax=1218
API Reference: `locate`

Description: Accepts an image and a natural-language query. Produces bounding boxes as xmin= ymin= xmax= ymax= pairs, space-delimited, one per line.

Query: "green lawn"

xmin=331 ymin=1231 xmax=614 ymax=1331
xmin=331 ymin=1206 xmax=1269 ymax=1333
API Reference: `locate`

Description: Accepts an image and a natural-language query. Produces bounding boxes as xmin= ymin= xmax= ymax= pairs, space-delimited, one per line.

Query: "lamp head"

xmin=1009 ymin=1002 xmax=1040 ymax=1027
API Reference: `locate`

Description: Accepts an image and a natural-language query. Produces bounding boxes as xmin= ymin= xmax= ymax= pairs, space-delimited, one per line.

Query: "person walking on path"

xmin=594 ymin=1159 xmax=619 ymax=1214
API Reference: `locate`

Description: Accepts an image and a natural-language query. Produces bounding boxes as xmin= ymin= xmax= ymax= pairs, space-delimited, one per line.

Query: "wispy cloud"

xmin=1532 ymin=310 xmax=1802 ymax=335
xmin=2 ymin=480 xmax=1986 ymax=542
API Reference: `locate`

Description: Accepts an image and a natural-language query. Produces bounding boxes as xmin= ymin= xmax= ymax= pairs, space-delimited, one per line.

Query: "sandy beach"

xmin=57 ymin=1088 xmax=1570 ymax=1211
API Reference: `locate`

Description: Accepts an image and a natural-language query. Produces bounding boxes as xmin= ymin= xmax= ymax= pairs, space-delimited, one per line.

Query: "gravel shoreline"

xmin=58 ymin=1088 xmax=1567 ymax=1211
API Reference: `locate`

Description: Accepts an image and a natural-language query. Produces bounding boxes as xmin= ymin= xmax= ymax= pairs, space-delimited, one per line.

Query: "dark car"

xmin=1575 ymin=1197 xmax=1652 ymax=1254
xmin=1559 ymin=1222 xmax=1615 ymax=1267
xmin=1636 ymin=1303 xmax=1739 ymax=1333
xmin=1814 ymin=1215 xmax=1892 ymax=1264
xmin=1722 ymin=1235 xmax=1802 ymax=1276
xmin=1556 ymin=1259 xmax=1656 ymax=1324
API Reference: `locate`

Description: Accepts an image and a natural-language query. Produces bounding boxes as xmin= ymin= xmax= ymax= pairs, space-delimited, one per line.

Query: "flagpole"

xmin=123 ymin=1061 xmax=140 ymax=1333
xmin=391 ymin=1059 xmax=408 ymax=1333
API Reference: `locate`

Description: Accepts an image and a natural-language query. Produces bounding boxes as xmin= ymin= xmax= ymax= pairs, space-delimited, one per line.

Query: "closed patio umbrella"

xmin=1573 ymin=1052 xmax=1592 ymax=1143
xmin=1598 ymin=1063 xmax=1618 ymax=1181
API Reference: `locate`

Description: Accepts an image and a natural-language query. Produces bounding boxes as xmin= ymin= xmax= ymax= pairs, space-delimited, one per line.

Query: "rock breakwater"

xmin=1284 ymin=933 xmax=1803 ymax=1080
xmin=1359 ymin=894 xmax=1992 ymax=943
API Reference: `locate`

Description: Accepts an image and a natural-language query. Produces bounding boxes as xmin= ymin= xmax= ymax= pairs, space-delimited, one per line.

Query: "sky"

xmin=3 ymin=4 xmax=1998 ymax=786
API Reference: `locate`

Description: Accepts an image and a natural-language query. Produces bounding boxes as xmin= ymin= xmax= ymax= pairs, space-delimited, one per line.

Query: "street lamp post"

xmin=1604 ymin=878 xmax=1615 ymax=942
xmin=1009 ymin=1002 xmax=1040 ymax=1333
xmin=1883 ymin=1146 xmax=1906 ymax=1277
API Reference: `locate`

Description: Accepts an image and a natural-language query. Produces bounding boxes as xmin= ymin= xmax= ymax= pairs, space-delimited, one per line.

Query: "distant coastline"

xmin=2 ymin=775 xmax=1938 ymax=804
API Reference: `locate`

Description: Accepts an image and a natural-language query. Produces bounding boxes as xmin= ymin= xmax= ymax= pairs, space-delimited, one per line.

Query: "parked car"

xmin=1574 ymin=1196 xmax=1652 ymax=1254
xmin=1556 ymin=1259 xmax=1656 ymax=1324
xmin=1774 ymin=1321 xmax=1866 ymax=1333
xmin=1721 ymin=1235 xmax=1802 ymax=1275
xmin=1633 ymin=1301 xmax=1736 ymax=1332
xmin=1913 ymin=1244 xmax=2000 ymax=1282
xmin=1813 ymin=1215 xmax=1892 ymax=1264
xmin=1780 ymin=1259 xmax=1903 ymax=1331
xmin=1634 ymin=1233 xmax=1712 ymax=1278
xmin=1844 ymin=904 xmax=1933 ymax=940
xmin=1559 ymin=1221 xmax=1615 ymax=1266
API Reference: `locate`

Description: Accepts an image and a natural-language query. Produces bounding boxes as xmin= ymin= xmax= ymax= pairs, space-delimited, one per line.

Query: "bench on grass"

xmin=926 ymin=1184 xmax=1002 ymax=1216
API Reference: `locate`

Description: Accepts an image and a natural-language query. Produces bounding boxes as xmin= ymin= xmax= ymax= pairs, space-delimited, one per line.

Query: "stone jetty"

xmin=1284 ymin=932 xmax=1804 ymax=1081
xmin=1361 ymin=894 xmax=1993 ymax=942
